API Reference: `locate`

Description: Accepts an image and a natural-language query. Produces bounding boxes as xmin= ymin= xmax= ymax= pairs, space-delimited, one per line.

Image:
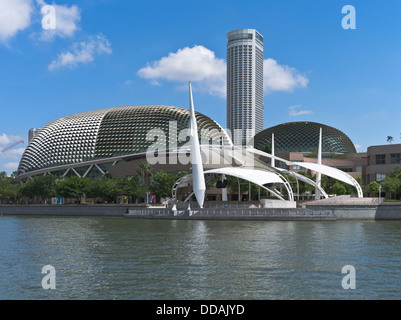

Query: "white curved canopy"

xmin=172 ymin=166 xmax=294 ymax=202
xmin=205 ymin=167 xmax=284 ymax=186
xmin=248 ymin=147 xmax=363 ymax=198
xmin=277 ymin=168 xmax=329 ymax=199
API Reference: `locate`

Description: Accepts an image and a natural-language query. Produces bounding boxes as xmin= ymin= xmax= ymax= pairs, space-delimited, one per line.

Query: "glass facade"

xmin=391 ymin=153 xmax=401 ymax=164
xmin=376 ymin=154 xmax=386 ymax=165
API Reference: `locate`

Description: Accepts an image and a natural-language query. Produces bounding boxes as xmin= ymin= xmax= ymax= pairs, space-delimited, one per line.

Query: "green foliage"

xmin=381 ymin=177 xmax=401 ymax=199
xmin=84 ymin=177 xmax=121 ymax=203
xmin=117 ymin=177 xmax=140 ymax=199
xmin=150 ymin=170 xmax=181 ymax=201
xmin=368 ymin=181 xmax=380 ymax=196
xmin=137 ymin=162 xmax=153 ymax=187
xmin=55 ymin=176 xmax=89 ymax=201
xmin=19 ymin=174 xmax=56 ymax=201
xmin=330 ymin=181 xmax=347 ymax=196
xmin=0 ymin=171 xmax=21 ymax=203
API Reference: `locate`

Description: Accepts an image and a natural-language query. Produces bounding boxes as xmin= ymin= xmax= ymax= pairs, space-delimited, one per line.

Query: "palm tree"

xmin=137 ymin=162 xmax=153 ymax=186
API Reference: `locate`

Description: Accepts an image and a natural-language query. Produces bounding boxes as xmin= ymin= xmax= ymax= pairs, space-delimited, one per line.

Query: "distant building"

xmin=28 ymin=128 xmax=40 ymax=143
xmin=366 ymin=143 xmax=401 ymax=185
xmin=253 ymin=121 xmax=356 ymax=154
xmin=254 ymin=122 xmax=401 ymax=197
xmin=227 ymin=29 xmax=264 ymax=144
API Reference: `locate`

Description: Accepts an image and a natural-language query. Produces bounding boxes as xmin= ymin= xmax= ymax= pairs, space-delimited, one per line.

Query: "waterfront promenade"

xmin=1 ymin=198 xmax=401 ymax=220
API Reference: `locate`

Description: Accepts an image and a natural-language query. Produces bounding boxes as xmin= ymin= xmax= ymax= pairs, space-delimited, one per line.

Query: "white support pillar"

xmin=188 ymin=81 xmax=206 ymax=208
xmin=271 ymin=133 xmax=275 ymax=168
xmin=221 ymin=174 xmax=228 ymax=201
xmin=315 ymin=127 xmax=322 ymax=200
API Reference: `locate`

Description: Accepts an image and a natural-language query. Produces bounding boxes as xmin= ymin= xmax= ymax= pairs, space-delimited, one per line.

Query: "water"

xmin=1 ymin=215 xmax=401 ymax=300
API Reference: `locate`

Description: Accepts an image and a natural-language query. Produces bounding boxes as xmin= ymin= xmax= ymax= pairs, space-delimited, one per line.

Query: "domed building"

xmin=252 ymin=121 xmax=365 ymax=184
xmin=16 ymin=105 xmax=232 ymax=181
xmin=253 ymin=121 xmax=356 ymax=154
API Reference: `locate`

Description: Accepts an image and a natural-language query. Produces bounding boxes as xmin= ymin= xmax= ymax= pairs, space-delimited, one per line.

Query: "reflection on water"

xmin=1 ymin=216 xmax=401 ymax=299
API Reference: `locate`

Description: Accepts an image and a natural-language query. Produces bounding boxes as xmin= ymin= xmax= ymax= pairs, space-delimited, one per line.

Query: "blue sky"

xmin=1 ymin=0 xmax=401 ymax=174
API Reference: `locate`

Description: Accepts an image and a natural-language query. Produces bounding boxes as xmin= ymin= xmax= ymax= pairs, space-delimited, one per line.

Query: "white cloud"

xmin=36 ymin=0 xmax=81 ymax=40
xmin=48 ymin=33 xmax=112 ymax=70
xmin=138 ymin=45 xmax=226 ymax=97
xmin=354 ymin=144 xmax=365 ymax=152
xmin=0 ymin=133 xmax=23 ymax=147
xmin=0 ymin=0 xmax=81 ymax=43
xmin=3 ymin=162 xmax=20 ymax=170
xmin=264 ymin=58 xmax=309 ymax=93
xmin=138 ymin=46 xmax=309 ymax=98
xmin=0 ymin=134 xmax=24 ymax=162
xmin=0 ymin=0 xmax=33 ymax=42
xmin=289 ymin=105 xmax=313 ymax=117
xmin=1 ymin=147 xmax=25 ymax=160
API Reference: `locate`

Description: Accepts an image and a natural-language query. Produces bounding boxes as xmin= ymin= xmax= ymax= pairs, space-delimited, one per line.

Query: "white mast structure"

xmin=315 ymin=127 xmax=322 ymax=200
xmin=188 ymin=82 xmax=206 ymax=208
xmin=271 ymin=133 xmax=275 ymax=168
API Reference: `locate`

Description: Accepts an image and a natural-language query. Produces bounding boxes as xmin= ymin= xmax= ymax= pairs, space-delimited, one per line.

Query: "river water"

xmin=1 ymin=215 xmax=401 ymax=300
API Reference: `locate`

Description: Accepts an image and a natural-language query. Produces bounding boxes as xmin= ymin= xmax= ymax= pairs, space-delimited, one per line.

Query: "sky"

xmin=1 ymin=0 xmax=401 ymax=174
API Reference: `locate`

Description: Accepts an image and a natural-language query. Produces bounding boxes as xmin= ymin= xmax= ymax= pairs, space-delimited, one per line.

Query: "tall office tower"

xmin=28 ymin=128 xmax=40 ymax=143
xmin=227 ymin=29 xmax=264 ymax=145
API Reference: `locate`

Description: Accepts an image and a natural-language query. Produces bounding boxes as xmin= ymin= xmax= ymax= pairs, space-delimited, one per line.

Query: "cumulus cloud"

xmin=36 ymin=0 xmax=81 ymax=40
xmin=138 ymin=46 xmax=309 ymax=97
xmin=289 ymin=105 xmax=313 ymax=117
xmin=0 ymin=134 xmax=24 ymax=163
xmin=0 ymin=133 xmax=23 ymax=147
xmin=0 ymin=0 xmax=33 ymax=42
xmin=138 ymin=45 xmax=226 ymax=97
xmin=1 ymin=147 xmax=25 ymax=160
xmin=264 ymin=58 xmax=309 ymax=93
xmin=48 ymin=33 xmax=112 ymax=70
xmin=3 ymin=162 xmax=20 ymax=170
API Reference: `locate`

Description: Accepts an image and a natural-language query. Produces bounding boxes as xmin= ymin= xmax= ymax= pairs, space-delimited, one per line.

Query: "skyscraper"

xmin=227 ymin=29 xmax=264 ymax=145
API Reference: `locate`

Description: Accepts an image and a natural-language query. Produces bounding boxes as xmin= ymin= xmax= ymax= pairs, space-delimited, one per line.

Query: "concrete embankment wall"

xmin=305 ymin=204 xmax=401 ymax=220
xmin=125 ymin=207 xmax=336 ymax=221
xmin=0 ymin=205 xmax=141 ymax=216
xmin=1 ymin=203 xmax=401 ymax=220
xmin=375 ymin=204 xmax=401 ymax=220
xmin=305 ymin=205 xmax=377 ymax=220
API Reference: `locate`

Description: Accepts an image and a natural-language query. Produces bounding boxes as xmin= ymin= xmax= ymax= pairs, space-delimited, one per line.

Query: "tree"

xmin=18 ymin=174 xmax=56 ymax=203
xmin=19 ymin=179 xmax=36 ymax=201
xmin=117 ymin=177 xmax=140 ymax=203
xmin=137 ymin=162 xmax=152 ymax=186
xmin=330 ymin=181 xmax=347 ymax=196
xmin=388 ymin=165 xmax=401 ymax=180
xmin=382 ymin=177 xmax=401 ymax=199
xmin=0 ymin=172 xmax=21 ymax=203
xmin=55 ymin=176 xmax=89 ymax=203
xmin=33 ymin=174 xmax=56 ymax=199
xmin=96 ymin=177 xmax=121 ymax=203
xmin=368 ymin=181 xmax=380 ymax=196
xmin=150 ymin=170 xmax=179 ymax=202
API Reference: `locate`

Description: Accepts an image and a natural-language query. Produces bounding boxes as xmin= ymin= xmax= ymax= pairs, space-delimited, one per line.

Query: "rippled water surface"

xmin=1 ymin=215 xmax=401 ymax=299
